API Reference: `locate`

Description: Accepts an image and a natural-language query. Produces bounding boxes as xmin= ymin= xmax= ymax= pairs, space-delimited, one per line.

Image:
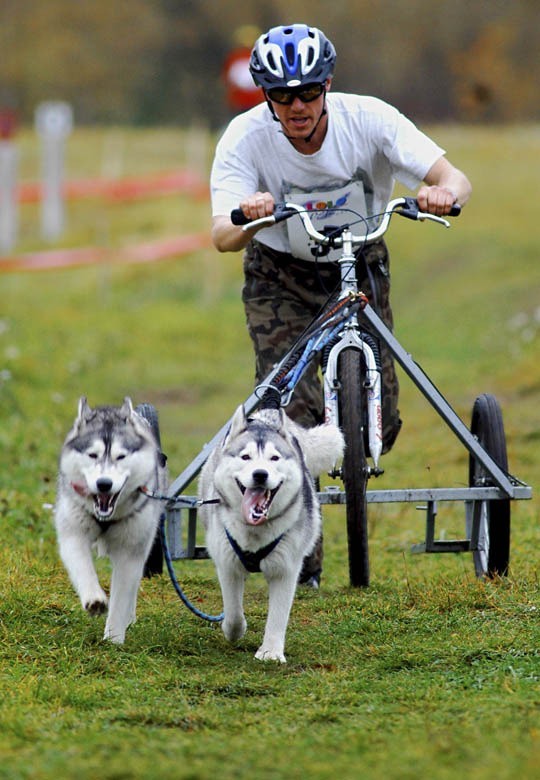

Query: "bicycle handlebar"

xmin=231 ymin=197 xmax=460 ymax=247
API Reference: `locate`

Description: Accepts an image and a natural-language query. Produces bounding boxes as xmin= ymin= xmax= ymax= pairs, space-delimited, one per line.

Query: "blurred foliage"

xmin=1 ymin=0 xmax=539 ymax=127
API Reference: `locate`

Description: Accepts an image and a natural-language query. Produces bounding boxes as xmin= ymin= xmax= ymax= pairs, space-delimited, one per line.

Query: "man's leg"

xmin=358 ymin=241 xmax=402 ymax=453
xmin=242 ymin=243 xmax=334 ymax=585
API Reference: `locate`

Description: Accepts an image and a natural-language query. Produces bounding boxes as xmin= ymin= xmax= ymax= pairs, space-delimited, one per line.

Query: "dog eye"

xmin=87 ymin=452 xmax=98 ymax=460
xmin=270 ymin=455 xmax=280 ymax=461
xmin=116 ymin=454 xmax=126 ymax=461
xmin=240 ymin=454 xmax=251 ymax=461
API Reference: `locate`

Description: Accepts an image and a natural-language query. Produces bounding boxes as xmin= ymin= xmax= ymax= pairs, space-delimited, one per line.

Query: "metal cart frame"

xmin=162 ymin=301 xmax=532 ymax=571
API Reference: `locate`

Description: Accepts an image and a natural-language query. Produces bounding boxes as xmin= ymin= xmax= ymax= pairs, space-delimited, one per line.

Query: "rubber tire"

xmin=135 ymin=402 xmax=162 ymax=447
xmin=468 ymin=394 xmax=510 ymax=578
xmin=135 ymin=402 xmax=164 ymax=577
xmin=338 ymin=349 xmax=370 ymax=587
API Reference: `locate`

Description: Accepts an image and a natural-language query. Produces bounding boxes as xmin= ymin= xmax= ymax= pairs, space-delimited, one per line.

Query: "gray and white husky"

xmin=199 ymin=404 xmax=344 ymax=663
xmin=54 ymin=397 xmax=167 ymax=644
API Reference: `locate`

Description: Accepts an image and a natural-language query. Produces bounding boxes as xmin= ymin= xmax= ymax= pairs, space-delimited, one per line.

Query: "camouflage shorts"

xmin=242 ymin=239 xmax=402 ymax=453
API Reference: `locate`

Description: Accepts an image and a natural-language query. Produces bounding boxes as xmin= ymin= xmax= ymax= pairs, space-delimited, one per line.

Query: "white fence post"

xmin=35 ymin=101 xmax=73 ymax=241
xmin=0 ymin=109 xmax=18 ymax=253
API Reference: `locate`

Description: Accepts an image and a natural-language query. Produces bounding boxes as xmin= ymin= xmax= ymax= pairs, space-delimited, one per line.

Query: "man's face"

xmin=266 ymin=79 xmax=331 ymax=143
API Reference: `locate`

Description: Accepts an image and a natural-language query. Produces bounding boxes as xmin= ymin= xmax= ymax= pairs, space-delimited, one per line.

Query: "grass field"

xmin=0 ymin=125 xmax=538 ymax=779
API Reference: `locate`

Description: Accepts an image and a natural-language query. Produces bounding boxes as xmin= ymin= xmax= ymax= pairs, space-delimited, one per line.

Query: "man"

xmin=210 ymin=24 xmax=472 ymax=585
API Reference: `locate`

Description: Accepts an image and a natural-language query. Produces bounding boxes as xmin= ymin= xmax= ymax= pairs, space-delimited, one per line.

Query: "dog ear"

xmin=120 ymin=397 xmax=134 ymax=418
xmin=267 ymin=406 xmax=289 ymax=438
xmin=75 ymin=396 xmax=93 ymax=426
xmin=226 ymin=405 xmax=248 ymax=443
xmin=68 ymin=396 xmax=92 ymax=437
xmin=276 ymin=407 xmax=287 ymax=431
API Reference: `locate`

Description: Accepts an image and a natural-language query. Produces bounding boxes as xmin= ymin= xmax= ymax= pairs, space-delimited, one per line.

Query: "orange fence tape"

xmin=0 ymin=232 xmax=212 ymax=273
xmin=1 ymin=168 xmax=212 ymax=272
xmin=17 ymin=169 xmax=209 ymax=203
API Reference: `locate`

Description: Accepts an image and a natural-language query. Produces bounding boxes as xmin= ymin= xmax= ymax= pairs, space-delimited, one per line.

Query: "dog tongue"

xmin=242 ymin=488 xmax=270 ymax=526
xmin=95 ymin=493 xmax=115 ymax=518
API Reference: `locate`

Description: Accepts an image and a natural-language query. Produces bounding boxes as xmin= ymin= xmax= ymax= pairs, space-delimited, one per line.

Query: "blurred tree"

xmin=0 ymin=0 xmax=538 ymax=126
xmin=450 ymin=21 xmax=538 ymax=121
xmin=0 ymin=0 xmax=166 ymax=122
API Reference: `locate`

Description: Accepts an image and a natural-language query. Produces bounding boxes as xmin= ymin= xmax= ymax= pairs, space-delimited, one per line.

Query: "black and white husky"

xmin=198 ymin=404 xmax=344 ymax=663
xmin=54 ymin=397 xmax=167 ymax=644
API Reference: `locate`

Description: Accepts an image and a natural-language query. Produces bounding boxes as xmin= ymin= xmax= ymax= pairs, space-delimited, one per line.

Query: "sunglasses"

xmin=266 ymin=82 xmax=326 ymax=105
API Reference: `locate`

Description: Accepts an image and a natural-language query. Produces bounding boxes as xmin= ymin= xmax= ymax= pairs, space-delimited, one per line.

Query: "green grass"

xmin=0 ymin=126 xmax=539 ymax=779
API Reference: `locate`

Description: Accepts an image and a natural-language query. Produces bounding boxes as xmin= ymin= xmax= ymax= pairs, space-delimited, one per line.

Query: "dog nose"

xmin=96 ymin=477 xmax=113 ymax=494
xmin=252 ymin=469 xmax=268 ymax=486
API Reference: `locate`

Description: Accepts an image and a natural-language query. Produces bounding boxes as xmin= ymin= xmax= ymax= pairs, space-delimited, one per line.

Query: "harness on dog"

xmin=93 ymin=517 xmax=119 ymax=532
xmin=225 ymin=528 xmax=285 ymax=573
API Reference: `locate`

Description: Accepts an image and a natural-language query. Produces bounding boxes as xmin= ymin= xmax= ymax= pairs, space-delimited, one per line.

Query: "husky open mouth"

xmin=92 ymin=474 xmax=128 ymax=522
xmin=237 ymin=481 xmax=282 ymax=526
xmin=93 ymin=491 xmax=122 ymax=520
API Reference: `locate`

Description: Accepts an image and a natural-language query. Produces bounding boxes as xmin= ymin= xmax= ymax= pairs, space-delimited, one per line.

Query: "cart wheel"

xmin=468 ymin=394 xmax=510 ymax=578
xmin=135 ymin=402 xmax=165 ymax=577
xmin=337 ymin=349 xmax=370 ymax=587
xmin=135 ymin=402 xmax=162 ymax=447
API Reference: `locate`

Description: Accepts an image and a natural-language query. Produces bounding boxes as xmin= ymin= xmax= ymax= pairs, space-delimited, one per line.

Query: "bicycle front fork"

xmin=323 ymin=328 xmax=383 ymax=470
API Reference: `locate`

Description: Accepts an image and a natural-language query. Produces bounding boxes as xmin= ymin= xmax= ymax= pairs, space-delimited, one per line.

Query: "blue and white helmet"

xmin=249 ymin=24 xmax=336 ymax=89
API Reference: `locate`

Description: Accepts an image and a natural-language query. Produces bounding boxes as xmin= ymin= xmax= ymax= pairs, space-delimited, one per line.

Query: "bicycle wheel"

xmin=135 ymin=402 xmax=165 ymax=577
xmin=468 ymin=394 xmax=510 ymax=578
xmin=337 ymin=348 xmax=370 ymax=587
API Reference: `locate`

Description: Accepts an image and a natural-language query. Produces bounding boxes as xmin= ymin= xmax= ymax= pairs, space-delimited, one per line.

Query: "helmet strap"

xmin=304 ymin=98 xmax=327 ymax=143
xmin=265 ymin=96 xmax=280 ymax=123
xmin=266 ymin=91 xmax=328 ymax=147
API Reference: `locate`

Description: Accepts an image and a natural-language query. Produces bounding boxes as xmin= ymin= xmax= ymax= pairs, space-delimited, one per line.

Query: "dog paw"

xmin=255 ymin=646 xmax=287 ymax=663
xmin=84 ymin=598 xmax=108 ymax=616
xmin=222 ymin=616 xmax=247 ymax=643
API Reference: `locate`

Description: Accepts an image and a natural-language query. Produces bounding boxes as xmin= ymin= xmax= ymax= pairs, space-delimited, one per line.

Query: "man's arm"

xmin=417 ymin=156 xmax=472 ymax=216
xmin=212 ymin=191 xmax=276 ymax=252
xmin=212 ymin=215 xmax=254 ymax=252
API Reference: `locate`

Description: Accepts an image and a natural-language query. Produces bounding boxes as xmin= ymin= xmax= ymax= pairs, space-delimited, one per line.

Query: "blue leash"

xmin=159 ymin=512 xmax=224 ymax=624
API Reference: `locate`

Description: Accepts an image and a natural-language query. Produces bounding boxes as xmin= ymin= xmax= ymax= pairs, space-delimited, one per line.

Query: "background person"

xmin=210 ymin=23 xmax=472 ymax=586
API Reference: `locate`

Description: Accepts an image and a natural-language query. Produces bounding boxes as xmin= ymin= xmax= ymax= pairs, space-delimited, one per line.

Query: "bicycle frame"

xmin=321 ymin=225 xmax=383 ymax=468
xmin=164 ymin=200 xmax=532 ymax=570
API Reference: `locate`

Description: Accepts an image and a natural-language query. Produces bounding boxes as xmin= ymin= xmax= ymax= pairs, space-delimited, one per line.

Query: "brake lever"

xmin=241 ymin=215 xmax=276 ymax=231
xmin=397 ymin=196 xmax=460 ymax=228
xmin=418 ymin=213 xmax=451 ymax=228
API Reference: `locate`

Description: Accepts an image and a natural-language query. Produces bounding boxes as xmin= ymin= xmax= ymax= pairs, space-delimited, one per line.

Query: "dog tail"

xmin=302 ymin=423 xmax=345 ymax=476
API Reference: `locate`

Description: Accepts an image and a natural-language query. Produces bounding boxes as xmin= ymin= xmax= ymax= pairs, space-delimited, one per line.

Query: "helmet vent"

xmin=285 ymin=42 xmax=296 ymax=69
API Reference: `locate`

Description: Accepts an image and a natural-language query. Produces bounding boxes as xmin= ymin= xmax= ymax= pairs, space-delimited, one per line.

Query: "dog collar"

xmin=225 ymin=528 xmax=284 ymax=573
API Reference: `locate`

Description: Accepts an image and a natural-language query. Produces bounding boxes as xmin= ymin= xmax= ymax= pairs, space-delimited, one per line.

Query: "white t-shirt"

xmin=211 ymin=93 xmax=444 ymax=259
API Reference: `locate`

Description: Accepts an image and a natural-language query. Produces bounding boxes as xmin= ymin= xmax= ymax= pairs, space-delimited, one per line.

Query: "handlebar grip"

xmin=231 ymin=203 xmax=296 ymax=226
xmin=231 ymin=208 xmax=250 ymax=226
xmin=400 ymin=197 xmax=461 ymax=220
